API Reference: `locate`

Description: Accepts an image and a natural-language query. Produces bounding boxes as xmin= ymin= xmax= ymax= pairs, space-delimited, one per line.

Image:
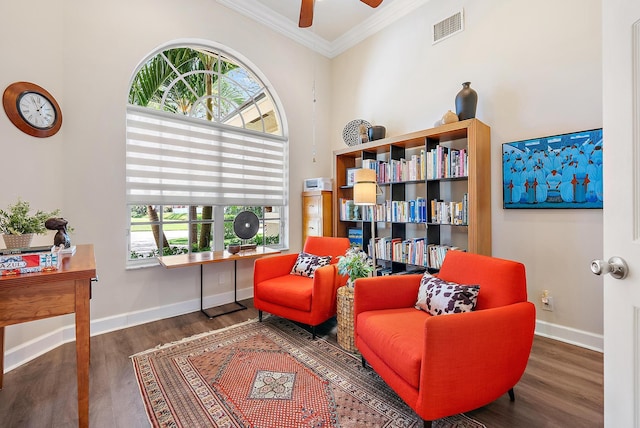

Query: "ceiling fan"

xmin=299 ymin=0 xmax=383 ymax=28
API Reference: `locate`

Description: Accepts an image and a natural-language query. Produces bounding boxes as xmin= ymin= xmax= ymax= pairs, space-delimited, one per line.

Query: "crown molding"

xmin=331 ymin=0 xmax=430 ymax=57
xmin=216 ymin=0 xmax=333 ymax=57
xmin=216 ymin=0 xmax=431 ymax=59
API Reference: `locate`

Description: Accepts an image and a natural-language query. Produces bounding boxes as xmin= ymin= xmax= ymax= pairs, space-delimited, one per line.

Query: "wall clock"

xmin=2 ymin=81 xmax=62 ymax=138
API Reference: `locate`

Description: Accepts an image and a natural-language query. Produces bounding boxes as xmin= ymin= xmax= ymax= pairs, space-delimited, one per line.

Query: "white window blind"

xmin=126 ymin=105 xmax=287 ymax=206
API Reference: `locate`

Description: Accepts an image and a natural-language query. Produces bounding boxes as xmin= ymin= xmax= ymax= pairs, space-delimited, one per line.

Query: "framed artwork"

xmin=502 ymin=128 xmax=603 ymax=209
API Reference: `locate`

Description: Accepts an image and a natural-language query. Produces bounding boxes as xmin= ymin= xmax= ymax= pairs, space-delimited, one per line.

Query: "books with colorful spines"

xmin=416 ymin=197 xmax=426 ymax=222
xmin=391 ymin=238 xmax=403 ymax=262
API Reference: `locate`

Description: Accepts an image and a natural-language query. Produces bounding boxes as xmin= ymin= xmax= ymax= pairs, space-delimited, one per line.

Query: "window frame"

xmin=126 ymin=40 xmax=289 ymax=268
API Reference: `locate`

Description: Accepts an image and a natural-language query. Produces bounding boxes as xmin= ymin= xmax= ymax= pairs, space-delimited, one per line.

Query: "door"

xmin=602 ymin=1 xmax=640 ymax=426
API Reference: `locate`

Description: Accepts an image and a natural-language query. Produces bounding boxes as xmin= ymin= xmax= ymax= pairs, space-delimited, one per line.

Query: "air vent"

xmin=433 ymin=10 xmax=464 ymax=44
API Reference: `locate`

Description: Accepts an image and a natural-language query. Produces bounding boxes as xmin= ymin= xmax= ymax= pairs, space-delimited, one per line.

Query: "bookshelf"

xmin=333 ymin=119 xmax=491 ymax=274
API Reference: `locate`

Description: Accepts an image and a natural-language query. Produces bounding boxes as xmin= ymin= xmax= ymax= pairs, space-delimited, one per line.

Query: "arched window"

xmin=126 ymin=41 xmax=288 ymax=263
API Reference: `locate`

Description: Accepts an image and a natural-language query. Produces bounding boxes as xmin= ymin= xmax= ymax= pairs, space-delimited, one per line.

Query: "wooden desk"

xmin=0 ymin=244 xmax=96 ymax=428
xmin=158 ymin=247 xmax=280 ymax=318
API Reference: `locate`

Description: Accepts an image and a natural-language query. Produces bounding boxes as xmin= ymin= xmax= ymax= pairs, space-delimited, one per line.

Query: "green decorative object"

xmin=0 ymin=199 xmax=60 ymax=248
xmin=337 ymin=247 xmax=374 ymax=286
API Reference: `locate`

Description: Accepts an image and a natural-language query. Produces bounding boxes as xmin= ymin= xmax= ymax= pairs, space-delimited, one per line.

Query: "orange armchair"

xmin=353 ymin=251 xmax=536 ymax=427
xmin=253 ymin=236 xmax=351 ymax=337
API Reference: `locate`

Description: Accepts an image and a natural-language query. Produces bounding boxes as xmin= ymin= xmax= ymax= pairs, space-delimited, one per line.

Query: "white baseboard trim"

xmin=535 ymin=319 xmax=603 ymax=353
xmin=5 ymin=297 xmax=602 ymax=373
xmin=4 ymin=286 xmax=255 ymax=374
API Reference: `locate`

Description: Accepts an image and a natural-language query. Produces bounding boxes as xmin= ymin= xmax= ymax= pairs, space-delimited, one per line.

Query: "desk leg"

xmin=75 ymin=279 xmax=91 ymax=428
xmin=0 ymin=326 xmax=4 ymax=389
xmin=200 ymin=259 xmax=247 ymax=319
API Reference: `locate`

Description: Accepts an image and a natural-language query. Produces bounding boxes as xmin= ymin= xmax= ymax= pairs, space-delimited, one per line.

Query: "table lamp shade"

xmin=354 ymin=168 xmax=377 ymax=205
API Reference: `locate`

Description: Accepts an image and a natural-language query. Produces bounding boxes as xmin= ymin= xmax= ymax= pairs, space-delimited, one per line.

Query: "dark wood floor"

xmin=0 ymin=299 xmax=603 ymax=427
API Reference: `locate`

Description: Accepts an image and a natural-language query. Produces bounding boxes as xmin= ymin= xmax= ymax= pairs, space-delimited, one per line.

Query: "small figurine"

xmin=45 ymin=217 xmax=71 ymax=248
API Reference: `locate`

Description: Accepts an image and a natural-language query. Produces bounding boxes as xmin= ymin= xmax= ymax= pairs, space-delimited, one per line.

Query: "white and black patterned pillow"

xmin=290 ymin=252 xmax=332 ymax=278
xmin=415 ymin=272 xmax=480 ymax=316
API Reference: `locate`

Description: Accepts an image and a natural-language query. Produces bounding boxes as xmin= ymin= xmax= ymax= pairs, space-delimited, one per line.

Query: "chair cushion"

xmin=256 ymin=275 xmax=313 ymax=311
xmin=415 ymin=273 xmax=480 ymax=316
xmin=290 ymin=252 xmax=332 ymax=278
xmin=357 ymin=308 xmax=427 ymax=389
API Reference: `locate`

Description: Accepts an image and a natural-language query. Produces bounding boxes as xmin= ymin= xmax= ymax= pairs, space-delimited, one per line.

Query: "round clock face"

xmin=2 ymin=81 xmax=62 ymax=138
xmin=17 ymin=91 xmax=57 ymax=129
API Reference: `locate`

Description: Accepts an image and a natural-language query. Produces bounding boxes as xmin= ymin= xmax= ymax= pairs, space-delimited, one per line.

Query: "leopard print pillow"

xmin=290 ymin=252 xmax=332 ymax=278
xmin=415 ymin=272 xmax=480 ymax=316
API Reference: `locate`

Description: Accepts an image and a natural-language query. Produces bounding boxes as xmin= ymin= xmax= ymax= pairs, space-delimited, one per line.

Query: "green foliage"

xmin=130 ymin=205 xmax=148 ymax=218
xmin=0 ymin=199 xmax=60 ymax=235
xmin=128 ymin=47 xmax=243 ymax=118
xmin=337 ymin=247 xmax=374 ymax=283
xmin=129 ymin=246 xmax=189 ymax=259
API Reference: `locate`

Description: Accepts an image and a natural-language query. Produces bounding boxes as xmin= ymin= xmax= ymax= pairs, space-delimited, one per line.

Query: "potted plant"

xmin=0 ymin=198 xmax=60 ymax=248
xmin=337 ymin=246 xmax=374 ymax=288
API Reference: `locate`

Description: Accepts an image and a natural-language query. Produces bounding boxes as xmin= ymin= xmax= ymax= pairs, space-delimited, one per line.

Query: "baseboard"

xmin=4 ymin=286 xmax=255 ymax=373
xmin=5 ymin=296 xmax=602 ymax=373
xmin=535 ymin=319 xmax=603 ymax=353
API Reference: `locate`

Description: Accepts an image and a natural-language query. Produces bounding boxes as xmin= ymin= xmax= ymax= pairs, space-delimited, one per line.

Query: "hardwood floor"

xmin=0 ymin=299 xmax=603 ymax=427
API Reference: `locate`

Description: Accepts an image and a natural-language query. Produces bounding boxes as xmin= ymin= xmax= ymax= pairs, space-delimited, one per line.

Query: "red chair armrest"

xmin=417 ymin=302 xmax=536 ymax=417
xmin=311 ymin=264 xmax=339 ymax=309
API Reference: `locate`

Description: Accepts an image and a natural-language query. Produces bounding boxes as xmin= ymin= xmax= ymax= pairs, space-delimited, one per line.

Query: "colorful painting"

xmin=502 ymin=128 xmax=603 ymax=209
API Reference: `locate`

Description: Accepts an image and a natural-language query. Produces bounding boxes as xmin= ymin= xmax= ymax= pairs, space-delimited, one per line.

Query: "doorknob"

xmin=590 ymin=256 xmax=629 ymax=279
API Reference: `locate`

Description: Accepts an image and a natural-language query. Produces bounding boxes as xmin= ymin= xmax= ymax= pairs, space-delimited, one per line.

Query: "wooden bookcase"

xmin=333 ymin=119 xmax=491 ymax=274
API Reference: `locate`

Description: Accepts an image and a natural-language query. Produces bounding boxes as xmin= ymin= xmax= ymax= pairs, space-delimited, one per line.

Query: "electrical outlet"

xmin=541 ymin=290 xmax=554 ymax=311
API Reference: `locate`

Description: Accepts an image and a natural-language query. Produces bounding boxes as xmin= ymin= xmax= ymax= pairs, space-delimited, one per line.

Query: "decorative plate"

xmin=342 ymin=119 xmax=372 ymax=146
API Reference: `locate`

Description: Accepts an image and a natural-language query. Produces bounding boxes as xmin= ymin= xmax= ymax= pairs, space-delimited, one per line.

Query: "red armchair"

xmin=253 ymin=236 xmax=351 ymax=337
xmin=353 ymin=250 xmax=536 ymax=427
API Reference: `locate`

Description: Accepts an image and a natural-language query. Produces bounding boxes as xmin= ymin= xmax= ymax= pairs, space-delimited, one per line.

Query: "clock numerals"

xmin=18 ymin=92 xmax=55 ymax=129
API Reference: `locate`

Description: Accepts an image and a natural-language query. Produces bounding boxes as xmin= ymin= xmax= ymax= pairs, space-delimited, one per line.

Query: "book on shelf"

xmin=339 ymin=198 xmax=361 ymax=221
xmin=429 ymin=195 xmax=468 ymax=225
xmin=346 ymin=168 xmax=357 ymax=186
xmin=348 ymin=228 xmax=363 ymax=248
xmin=426 ymin=244 xmax=462 ymax=270
xmin=425 ymin=145 xmax=469 ymax=179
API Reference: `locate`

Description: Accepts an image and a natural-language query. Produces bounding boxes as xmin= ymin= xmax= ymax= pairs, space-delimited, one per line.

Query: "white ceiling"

xmin=216 ymin=0 xmax=431 ymax=58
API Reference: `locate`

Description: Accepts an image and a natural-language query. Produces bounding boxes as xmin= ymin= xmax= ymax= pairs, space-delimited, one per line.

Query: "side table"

xmin=337 ymin=285 xmax=358 ymax=354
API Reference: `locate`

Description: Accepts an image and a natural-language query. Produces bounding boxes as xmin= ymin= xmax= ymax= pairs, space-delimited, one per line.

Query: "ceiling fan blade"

xmin=299 ymin=0 xmax=314 ymax=28
xmin=361 ymin=0 xmax=383 ymax=8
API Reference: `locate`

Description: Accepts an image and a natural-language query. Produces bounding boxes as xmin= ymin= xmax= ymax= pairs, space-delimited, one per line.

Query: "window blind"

xmin=126 ymin=105 xmax=287 ymax=206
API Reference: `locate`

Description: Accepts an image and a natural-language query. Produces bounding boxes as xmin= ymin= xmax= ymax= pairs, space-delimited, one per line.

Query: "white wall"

xmin=0 ymin=0 xmax=333 ymax=368
xmin=1 ymin=0 xmax=605 ymax=370
xmin=331 ymin=0 xmax=604 ymax=349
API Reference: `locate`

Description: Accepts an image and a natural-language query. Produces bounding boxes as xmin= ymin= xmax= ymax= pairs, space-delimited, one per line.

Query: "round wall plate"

xmin=233 ymin=211 xmax=259 ymax=240
xmin=342 ymin=119 xmax=371 ymax=146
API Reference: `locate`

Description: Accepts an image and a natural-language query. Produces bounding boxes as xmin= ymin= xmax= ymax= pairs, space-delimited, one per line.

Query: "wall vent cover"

xmin=433 ymin=10 xmax=464 ymax=44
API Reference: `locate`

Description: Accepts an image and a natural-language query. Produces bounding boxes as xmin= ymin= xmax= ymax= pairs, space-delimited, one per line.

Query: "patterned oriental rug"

xmin=132 ymin=317 xmax=486 ymax=428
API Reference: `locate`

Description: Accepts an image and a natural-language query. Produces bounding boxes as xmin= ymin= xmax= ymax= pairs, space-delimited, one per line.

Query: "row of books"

xmin=354 ymin=145 xmax=468 ymax=184
xmin=340 ymin=198 xmax=428 ymax=223
xmin=427 ymin=245 xmax=462 ymax=270
xmin=369 ymin=237 xmax=428 ymax=267
xmin=367 ymin=237 xmax=462 ymax=269
xmin=430 ymin=194 xmax=469 ymax=225
xmin=425 ymin=146 xmax=468 ymax=180
xmin=362 ymin=153 xmax=425 ymax=183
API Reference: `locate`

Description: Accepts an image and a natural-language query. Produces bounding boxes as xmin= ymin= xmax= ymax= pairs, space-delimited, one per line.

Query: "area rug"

xmin=132 ymin=317 xmax=485 ymax=428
